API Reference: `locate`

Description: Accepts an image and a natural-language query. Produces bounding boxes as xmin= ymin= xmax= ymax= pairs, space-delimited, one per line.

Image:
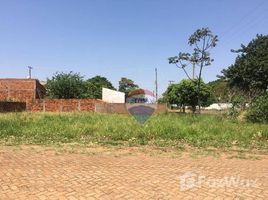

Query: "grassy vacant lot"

xmin=0 ymin=112 xmax=267 ymax=150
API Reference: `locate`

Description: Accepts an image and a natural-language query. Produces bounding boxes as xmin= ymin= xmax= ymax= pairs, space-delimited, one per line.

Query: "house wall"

xmin=102 ymin=88 xmax=125 ymax=103
xmin=35 ymin=80 xmax=46 ymax=99
xmin=0 ymin=79 xmax=45 ymax=103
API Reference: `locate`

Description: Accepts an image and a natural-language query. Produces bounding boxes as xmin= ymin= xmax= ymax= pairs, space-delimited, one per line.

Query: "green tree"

xmin=169 ymin=27 xmax=218 ymax=112
xmin=46 ymin=71 xmax=85 ymax=99
xmin=84 ymin=76 xmax=115 ymax=99
xmin=118 ymin=77 xmax=139 ymax=94
xmin=157 ymin=96 xmax=168 ymax=104
xmin=207 ymin=79 xmax=230 ymax=102
xmin=221 ymin=34 xmax=268 ymax=98
xmin=164 ymin=79 xmax=212 ymax=113
xmin=247 ymin=92 xmax=268 ymax=123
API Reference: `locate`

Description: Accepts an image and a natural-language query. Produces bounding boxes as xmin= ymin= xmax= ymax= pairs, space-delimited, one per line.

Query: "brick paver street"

xmin=0 ymin=147 xmax=267 ymax=199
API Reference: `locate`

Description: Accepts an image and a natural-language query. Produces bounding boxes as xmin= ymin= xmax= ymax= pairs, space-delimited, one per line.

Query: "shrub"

xmin=46 ymin=71 xmax=85 ymax=99
xmin=247 ymin=93 xmax=268 ymax=123
xmin=228 ymin=94 xmax=245 ymax=120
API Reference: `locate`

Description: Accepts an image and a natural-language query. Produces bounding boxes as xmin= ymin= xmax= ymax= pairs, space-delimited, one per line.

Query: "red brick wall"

xmin=95 ymin=102 xmax=124 ymax=113
xmin=0 ymin=102 xmax=26 ymax=112
xmin=29 ymin=99 xmax=102 ymax=112
xmin=95 ymin=103 xmax=167 ymax=114
xmin=155 ymin=104 xmax=168 ymax=114
xmin=0 ymin=79 xmax=45 ymax=103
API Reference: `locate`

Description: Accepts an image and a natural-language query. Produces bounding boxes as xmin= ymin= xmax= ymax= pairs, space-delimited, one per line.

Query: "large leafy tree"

xmin=84 ymin=76 xmax=115 ymax=99
xmin=118 ymin=77 xmax=139 ymax=94
xmin=221 ymin=34 xmax=268 ymax=97
xmin=169 ymin=27 xmax=218 ymax=112
xmin=207 ymin=79 xmax=230 ymax=102
xmin=164 ymin=79 xmax=212 ymax=113
xmin=46 ymin=71 xmax=85 ymax=99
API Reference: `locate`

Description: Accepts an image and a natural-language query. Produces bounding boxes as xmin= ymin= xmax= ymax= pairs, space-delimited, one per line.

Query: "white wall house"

xmin=204 ymin=103 xmax=232 ymax=110
xmin=102 ymin=88 xmax=125 ymax=103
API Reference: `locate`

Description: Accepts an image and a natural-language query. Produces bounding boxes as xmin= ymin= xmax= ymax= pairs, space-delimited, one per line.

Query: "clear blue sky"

xmin=1 ymin=0 xmax=268 ymax=95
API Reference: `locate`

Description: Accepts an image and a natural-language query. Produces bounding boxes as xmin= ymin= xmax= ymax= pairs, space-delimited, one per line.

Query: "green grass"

xmin=0 ymin=112 xmax=267 ymax=150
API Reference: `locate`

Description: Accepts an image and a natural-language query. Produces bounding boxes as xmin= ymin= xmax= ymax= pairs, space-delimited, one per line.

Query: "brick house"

xmin=0 ymin=78 xmax=45 ymax=103
xmin=0 ymin=78 xmax=101 ymax=112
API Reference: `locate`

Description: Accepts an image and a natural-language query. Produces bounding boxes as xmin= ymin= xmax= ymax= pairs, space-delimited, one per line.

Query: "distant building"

xmin=0 ymin=78 xmax=45 ymax=103
xmin=204 ymin=103 xmax=232 ymax=110
xmin=102 ymin=88 xmax=125 ymax=103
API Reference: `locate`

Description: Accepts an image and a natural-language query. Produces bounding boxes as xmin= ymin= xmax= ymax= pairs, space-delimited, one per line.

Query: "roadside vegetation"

xmin=164 ymin=33 xmax=268 ymax=123
xmin=0 ymin=112 xmax=267 ymax=150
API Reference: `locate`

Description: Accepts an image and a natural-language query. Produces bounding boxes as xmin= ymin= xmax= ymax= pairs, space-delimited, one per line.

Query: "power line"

xmin=222 ymin=0 xmax=266 ymax=37
xmin=222 ymin=1 xmax=268 ymax=46
xmin=224 ymin=12 xmax=268 ymax=47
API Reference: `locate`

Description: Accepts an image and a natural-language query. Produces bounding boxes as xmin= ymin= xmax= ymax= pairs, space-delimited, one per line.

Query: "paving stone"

xmin=0 ymin=148 xmax=267 ymax=199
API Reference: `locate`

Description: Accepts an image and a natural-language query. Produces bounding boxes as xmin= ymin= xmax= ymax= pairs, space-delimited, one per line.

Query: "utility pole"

xmin=155 ymin=68 xmax=158 ymax=103
xmin=28 ymin=66 xmax=33 ymax=79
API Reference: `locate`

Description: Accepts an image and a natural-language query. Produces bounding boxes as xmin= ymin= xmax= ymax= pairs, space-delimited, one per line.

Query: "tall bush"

xmin=247 ymin=93 xmax=268 ymax=123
